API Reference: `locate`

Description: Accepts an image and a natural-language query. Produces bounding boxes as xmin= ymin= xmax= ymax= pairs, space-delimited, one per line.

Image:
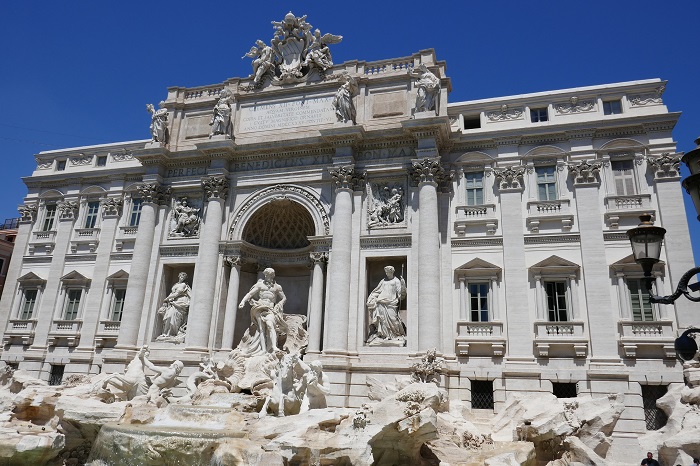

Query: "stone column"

xmin=616 ymin=273 xmax=631 ymax=319
xmin=323 ymin=166 xmax=359 ymax=355
xmin=116 ymin=183 xmax=166 ymax=349
xmin=307 ymin=252 xmax=327 ymax=353
xmin=77 ymin=197 xmax=122 ymax=350
xmin=220 ymin=255 xmax=241 ymax=351
xmin=411 ymin=157 xmax=447 ymax=352
xmin=534 ymin=275 xmax=545 ymax=320
xmin=186 ymin=176 xmax=228 ymax=351
xmin=458 ymin=277 xmax=467 ymax=320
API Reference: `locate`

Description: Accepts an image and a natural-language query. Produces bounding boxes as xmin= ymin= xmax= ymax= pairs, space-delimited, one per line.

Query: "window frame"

xmin=129 ymin=198 xmax=143 ymax=227
xmin=110 ymin=288 xmax=126 ymax=322
xmin=19 ymin=288 xmax=39 ymax=320
xmin=530 ymin=107 xmax=549 ymax=123
xmin=56 ymin=160 xmax=66 ymax=171
xmin=63 ymin=288 xmax=83 ymax=320
xmin=627 ymin=278 xmax=656 ymax=322
xmin=468 ymin=282 xmax=490 ymax=323
xmin=535 ymin=165 xmax=558 ymax=201
xmin=602 ymin=99 xmax=622 ymax=115
xmin=14 ymin=272 xmax=46 ymax=321
xmin=464 ymin=171 xmax=485 ymax=206
xmin=42 ymin=204 xmax=57 ymax=232
xmin=611 ymin=158 xmax=637 ymax=196
xmin=83 ymin=200 xmax=100 ymax=229
xmin=545 ymin=280 xmax=570 ymax=322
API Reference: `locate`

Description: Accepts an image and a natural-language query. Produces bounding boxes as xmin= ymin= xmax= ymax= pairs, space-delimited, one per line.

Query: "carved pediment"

xmin=530 ymin=255 xmax=580 ymax=275
xmin=60 ymin=270 xmax=91 ymax=287
xmin=106 ymin=270 xmax=129 ymax=285
xmin=610 ymin=254 xmax=665 ymax=274
xmin=456 ymin=258 xmax=501 ymax=279
xmin=18 ymin=272 xmax=47 ymax=288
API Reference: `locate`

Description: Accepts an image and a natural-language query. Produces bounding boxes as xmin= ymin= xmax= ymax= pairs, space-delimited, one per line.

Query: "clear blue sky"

xmin=1 ymin=1 xmax=698 ymax=261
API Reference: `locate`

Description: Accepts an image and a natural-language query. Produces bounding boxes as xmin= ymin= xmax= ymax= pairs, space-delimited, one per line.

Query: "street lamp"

xmin=682 ymin=137 xmax=700 ymax=221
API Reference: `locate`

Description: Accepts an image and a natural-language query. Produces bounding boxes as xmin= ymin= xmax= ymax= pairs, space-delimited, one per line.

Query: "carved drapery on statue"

xmin=332 ymin=73 xmax=358 ymax=124
xmin=408 ymin=64 xmax=440 ymax=116
xmin=146 ymin=102 xmax=169 ymax=144
xmin=366 ymin=265 xmax=407 ymax=347
xmin=156 ymin=272 xmax=191 ymax=343
xmin=169 ymin=197 xmax=200 ymax=237
xmin=367 ymin=182 xmax=405 ymax=228
xmin=209 ymin=89 xmax=233 ymax=139
xmin=242 ymin=12 xmax=342 ymax=87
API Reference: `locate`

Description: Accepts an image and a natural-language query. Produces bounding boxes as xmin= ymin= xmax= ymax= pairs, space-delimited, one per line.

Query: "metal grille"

xmin=49 ymin=365 xmax=65 ymax=386
xmin=471 ymin=380 xmax=494 ymax=410
xmin=552 ymin=382 xmax=577 ymax=398
xmin=642 ymin=385 xmax=668 ymax=430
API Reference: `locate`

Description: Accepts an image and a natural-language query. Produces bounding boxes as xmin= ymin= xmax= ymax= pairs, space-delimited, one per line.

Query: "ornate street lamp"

xmin=682 ymin=137 xmax=700 ymax=221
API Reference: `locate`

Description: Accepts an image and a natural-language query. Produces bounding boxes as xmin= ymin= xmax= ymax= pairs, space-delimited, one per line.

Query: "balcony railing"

xmin=70 ymin=228 xmax=100 ymax=253
xmin=604 ymin=194 xmax=653 ymax=229
xmin=618 ymin=320 xmax=675 ymax=358
xmin=3 ymin=319 xmax=37 ymax=345
xmin=534 ymin=321 xmax=588 ymax=357
xmin=48 ymin=320 xmax=82 ymax=346
xmin=454 ymin=204 xmax=498 ymax=236
xmin=526 ymin=200 xmax=574 ymax=233
xmin=94 ymin=320 xmax=121 ymax=347
xmin=455 ymin=321 xmax=506 ymax=356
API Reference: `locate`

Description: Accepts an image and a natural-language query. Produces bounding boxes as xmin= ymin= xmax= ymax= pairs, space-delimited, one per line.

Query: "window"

xmin=531 ymin=107 xmax=548 ymax=123
xmin=96 ymin=156 xmax=107 ymax=167
xmin=471 ymin=380 xmax=494 ymax=409
xmin=546 ymin=281 xmax=569 ymax=322
xmin=42 ymin=204 xmax=57 ymax=231
xmin=642 ymin=385 xmax=668 ymax=430
xmin=56 ymin=160 xmax=66 ymax=171
xmin=48 ymin=365 xmax=65 ymax=386
xmin=111 ymin=288 xmax=126 ymax=321
xmin=19 ymin=289 xmax=38 ymax=320
xmin=628 ymin=278 xmax=654 ymax=321
xmin=469 ymin=283 xmax=489 ymax=322
xmin=84 ymin=201 xmax=99 ymax=229
xmin=536 ymin=166 xmax=557 ymax=201
xmin=611 ymin=160 xmax=636 ymax=195
xmin=552 ymin=382 xmax=577 ymax=398
xmin=603 ymin=100 xmax=622 ymax=115
xmin=465 ymin=172 xmax=484 ymax=206
xmin=129 ymin=199 xmax=143 ymax=226
xmin=63 ymin=289 xmax=82 ymax=320
xmin=463 ymin=115 xmax=481 ymax=130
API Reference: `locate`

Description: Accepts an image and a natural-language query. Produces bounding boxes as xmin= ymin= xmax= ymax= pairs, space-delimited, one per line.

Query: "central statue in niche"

xmin=366 ymin=266 xmax=407 ymax=347
xmin=238 ymin=268 xmax=288 ymax=355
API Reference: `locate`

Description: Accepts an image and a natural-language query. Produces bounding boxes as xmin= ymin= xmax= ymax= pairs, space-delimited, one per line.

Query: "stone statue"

xmin=259 ymin=353 xmax=304 ymax=417
xmin=146 ymin=102 xmax=168 ymax=143
xmin=332 ymin=73 xmax=358 ymax=124
xmin=297 ymin=359 xmax=330 ymax=410
xmin=170 ymin=198 xmax=200 ymax=237
xmin=366 ymin=266 xmax=407 ymax=346
xmin=156 ymin=272 xmax=191 ymax=342
xmin=242 ymin=39 xmax=275 ymax=84
xmin=101 ymin=345 xmax=155 ymax=401
xmin=238 ymin=268 xmax=288 ymax=355
xmin=209 ymin=90 xmax=233 ymax=138
xmin=410 ymin=348 xmax=444 ymax=385
xmin=368 ymin=185 xmax=404 ymax=228
xmin=146 ymin=360 xmax=184 ymax=404
xmin=303 ymin=28 xmax=342 ymax=72
xmin=408 ymin=64 xmax=440 ymax=116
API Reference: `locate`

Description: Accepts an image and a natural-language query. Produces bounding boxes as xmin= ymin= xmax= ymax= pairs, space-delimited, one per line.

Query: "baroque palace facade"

xmin=0 ymin=15 xmax=695 ymax=453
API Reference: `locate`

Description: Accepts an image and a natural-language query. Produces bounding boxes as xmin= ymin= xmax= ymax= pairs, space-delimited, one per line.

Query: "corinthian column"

xmin=186 ymin=176 xmax=228 ymax=351
xmin=220 ymin=255 xmax=241 ymax=351
xmin=117 ymin=183 xmax=167 ymax=349
xmin=323 ymin=165 xmax=361 ymax=355
xmin=411 ymin=157 xmax=447 ymax=351
xmin=307 ymin=252 xmax=327 ymax=353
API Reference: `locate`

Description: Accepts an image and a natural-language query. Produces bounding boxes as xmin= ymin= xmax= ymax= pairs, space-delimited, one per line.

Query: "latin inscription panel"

xmin=238 ymin=96 xmax=335 ymax=133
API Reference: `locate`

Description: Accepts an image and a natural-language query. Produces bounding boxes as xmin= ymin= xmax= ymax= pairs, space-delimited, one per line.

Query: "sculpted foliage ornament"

xmin=494 ymin=165 xmax=525 ymax=190
xmin=410 ymin=157 xmax=448 ymax=185
xmin=18 ymin=204 xmax=37 ymax=222
xmin=329 ymin=165 xmax=364 ymax=191
xmin=138 ymin=183 xmax=169 ymax=205
xmin=648 ymin=152 xmax=682 ymax=179
xmin=100 ymin=197 xmax=123 ymax=217
xmin=486 ymin=104 xmax=524 ymax=121
xmin=568 ymin=160 xmax=602 ymax=185
xmin=554 ymin=96 xmax=595 ymax=114
xmin=57 ymin=201 xmax=79 ymax=220
xmin=202 ymin=176 xmax=229 ymax=200
xmin=242 ymin=12 xmax=342 ymax=86
xmin=629 ymin=85 xmax=665 ymax=106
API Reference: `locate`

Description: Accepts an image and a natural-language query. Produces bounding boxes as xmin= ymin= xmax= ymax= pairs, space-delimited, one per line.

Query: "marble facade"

xmin=0 ymin=17 xmax=694 ymax=457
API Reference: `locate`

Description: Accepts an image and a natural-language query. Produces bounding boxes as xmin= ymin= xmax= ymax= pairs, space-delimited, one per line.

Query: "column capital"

xmin=410 ymin=157 xmax=451 ymax=187
xmin=329 ymin=165 xmax=364 ymax=191
xmin=57 ymin=200 xmax=79 ymax=220
xmin=18 ymin=204 xmax=38 ymax=223
xmin=224 ymin=255 xmax=242 ymax=268
xmin=100 ymin=197 xmax=123 ymax=218
xmin=138 ymin=182 xmax=170 ymax=205
xmin=494 ymin=165 xmax=525 ymax=192
xmin=202 ymin=175 xmax=229 ymax=201
xmin=568 ymin=160 xmax=602 ymax=186
xmin=310 ymin=251 xmax=328 ymax=264
xmin=648 ymin=152 xmax=682 ymax=181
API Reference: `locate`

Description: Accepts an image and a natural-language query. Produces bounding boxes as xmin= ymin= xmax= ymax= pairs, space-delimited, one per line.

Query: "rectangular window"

xmin=552 ymin=382 xmax=577 ymax=398
xmin=546 ymin=281 xmax=569 ymax=322
xmin=42 ymin=204 xmax=57 ymax=231
xmin=96 ymin=156 xmax=107 ymax=167
xmin=628 ymin=278 xmax=654 ymax=321
xmin=642 ymin=385 xmax=668 ymax=430
xmin=463 ymin=116 xmax=481 ymax=130
xmin=465 ymin=172 xmax=484 ymax=206
xmin=129 ymin=199 xmax=143 ymax=227
xmin=536 ymin=166 xmax=557 ymax=201
xmin=612 ymin=160 xmax=636 ymax=195
xmin=111 ymin=288 xmax=126 ymax=321
xmin=471 ymin=380 xmax=494 ymax=409
xmin=84 ymin=201 xmax=100 ymax=229
xmin=20 ymin=289 xmax=38 ymax=320
xmin=56 ymin=160 xmax=66 ymax=171
xmin=603 ymin=100 xmax=622 ymax=115
xmin=469 ymin=283 xmax=489 ymax=322
xmin=49 ymin=365 xmax=65 ymax=386
xmin=63 ymin=289 xmax=82 ymax=320
xmin=531 ymin=107 xmax=548 ymax=123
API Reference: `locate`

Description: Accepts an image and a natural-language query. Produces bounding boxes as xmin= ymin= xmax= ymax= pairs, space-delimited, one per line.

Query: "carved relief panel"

xmin=168 ymin=196 xmax=202 ymax=238
xmin=366 ymin=179 xmax=407 ymax=229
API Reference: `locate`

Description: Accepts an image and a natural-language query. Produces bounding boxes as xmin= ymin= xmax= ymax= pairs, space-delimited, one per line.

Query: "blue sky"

xmin=0 ymin=1 xmax=698 ymax=260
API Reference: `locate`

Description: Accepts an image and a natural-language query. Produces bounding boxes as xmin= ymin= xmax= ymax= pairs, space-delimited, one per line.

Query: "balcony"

xmin=455 ymin=321 xmax=506 ymax=356
xmin=28 ymin=230 xmax=57 ymax=255
xmin=619 ymin=320 xmax=675 ymax=358
xmin=534 ymin=321 xmax=588 ymax=357
xmin=94 ymin=320 xmax=121 ymax=347
xmin=3 ymin=319 xmax=37 ymax=345
xmin=48 ymin=320 xmax=82 ymax=347
xmin=70 ymin=228 xmax=100 ymax=253
xmin=454 ymin=204 xmax=498 ymax=236
xmin=604 ymin=194 xmax=653 ymax=229
xmin=526 ymin=200 xmax=574 ymax=233
xmin=115 ymin=225 xmax=138 ymax=251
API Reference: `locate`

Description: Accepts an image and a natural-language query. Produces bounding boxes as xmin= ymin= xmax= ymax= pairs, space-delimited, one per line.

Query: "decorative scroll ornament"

xmin=242 ymin=12 xmax=342 ymax=87
xmin=410 ymin=157 xmax=448 ymax=185
xmin=112 ymin=149 xmax=134 ymax=162
xmin=57 ymin=201 xmax=79 ymax=220
xmin=202 ymin=176 xmax=229 ymax=201
xmin=100 ymin=197 xmax=123 ymax=217
xmin=554 ymin=96 xmax=595 ymax=114
xmin=648 ymin=153 xmax=682 ymax=179
xmin=329 ymin=165 xmax=364 ymax=191
xmin=169 ymin=197 xmax=201 ymax=237
xmin=367 ymin=183 xmax=405 ymax=228
xmin=18 ymin=204 xmax=38 ymax=222
xmin=309 ymin=251 xmax=328 ymax=264
xmin=70 ymin=153 xmax=93 ymax=166
xmin=494 ymin=165 xmax=525 ymax=190
xmin=629 ymin=85 xmax=665 ymax=106
xmin=486 ymin=104 xmax=523 ymax=121
xmin=35 ymin=159 xmax=53 ymax=170
xmin=138 ymin=183 xmax=170 ymax=205
xmin=568 ymin=160 xmax=602 ymax=185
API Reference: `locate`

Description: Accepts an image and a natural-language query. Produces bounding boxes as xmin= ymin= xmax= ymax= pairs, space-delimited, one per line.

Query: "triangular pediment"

xmin=456 ymin=258 xmax=501 ymax=278
xmin=531 ymin=255 xmax=579 ymax=269
xmin=60 ymin=270 xmax=91 ymax=287
xmin=610 ymin=254 xmax=664 ymax=273
xmin=457 ymin=258 xmax=501 ymax=271
xmin=106 ymin=270 xmax=129 ymax=280
xmin=18 ymin=272 xmax=46 ymax=287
